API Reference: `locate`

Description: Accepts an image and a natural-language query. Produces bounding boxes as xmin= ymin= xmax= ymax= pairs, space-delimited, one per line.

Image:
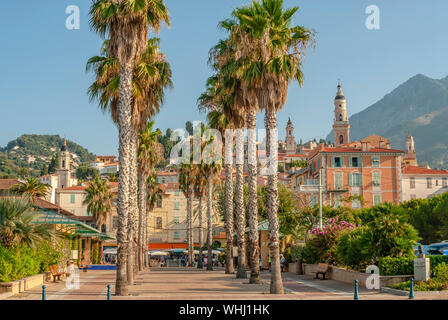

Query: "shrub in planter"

xmin=301 ymin=217 xmax=356 ymax=265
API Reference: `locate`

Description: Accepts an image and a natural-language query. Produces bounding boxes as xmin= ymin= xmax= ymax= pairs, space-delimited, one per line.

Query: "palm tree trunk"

xmin=187 ymin=191 xmax=194 ymax=267
xmin=115 ymin=63 xmax=133 ymax=296
xmin=137 ymin=171 xmax=146 ymax=272
xmin=235 ymin=128 xmax=247 ymax=279
xmin=206 ymin=177 xmax=213 ymax=271
xmin=264 ymin=108 xmax=284 ymax=294
xmin=247 ymin=109 xmax=260 ymax=284
xmin=224 ymin=163 xmax=234 ymax=274
xmin=197 ymin=196 xmax=203 ymax=269
xmin=127 ymin=130 xmax=139 ymax=284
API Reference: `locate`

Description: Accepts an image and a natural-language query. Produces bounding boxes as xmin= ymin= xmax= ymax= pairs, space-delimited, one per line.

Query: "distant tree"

xmin=290 ymin=160 xmax=307 ymax=168
xmin=40 ymin=165 xmax=48 ymax=177
xmin=18 ymin=168 xmax=28 ymax=178
xmin=185 ymin=121 xmax=194 ymax=136
xmin=75 ymin=165 xmax=99 ymax=181
xmin=278 ymin=165 xmax=285 ymax=173
xmin=48 ymin=154 xmax=59 ymax=174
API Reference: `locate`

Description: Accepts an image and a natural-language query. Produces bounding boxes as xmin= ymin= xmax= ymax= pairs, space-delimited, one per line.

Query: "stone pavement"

xmin=4 ymin=268 xmax=446 ymax=300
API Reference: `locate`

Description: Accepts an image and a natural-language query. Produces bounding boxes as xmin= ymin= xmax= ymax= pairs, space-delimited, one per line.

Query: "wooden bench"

xmin=49 ymin=265 xmax=65 ymax=282
xmin=314 ymin=263 xmax=329 ymax=280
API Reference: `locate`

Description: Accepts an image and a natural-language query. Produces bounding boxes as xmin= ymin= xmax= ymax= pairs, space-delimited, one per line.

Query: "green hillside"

xmin=0 ymin=135 xmax=96 ymax=178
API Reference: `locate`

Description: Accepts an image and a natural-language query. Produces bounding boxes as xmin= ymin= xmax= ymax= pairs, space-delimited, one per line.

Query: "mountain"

xmin=326 ymin=74 xmax=448 ymax=169
xmin=0 ymin=135 xmax=96 ymax=178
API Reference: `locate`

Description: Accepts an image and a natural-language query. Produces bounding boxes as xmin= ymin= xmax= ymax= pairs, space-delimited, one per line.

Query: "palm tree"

xmin=0 ymin=197 xmax=56 ymax=250
xmin=179 ymin=161 xmax=195 ymax=267
xmin=145 ymin=173 xmax=163 ymax=267
xmin=137 ymin=121 xmax=164 ymax=271
xmin=11 ymin=178 xmax=50 ymax=199
xmin=202 ymin=46 xmax=248 ymax=278
xmin=89 ymin=0 xmax=170 ymax=295
xmin=192 ymin=163 xmax=206 ymax=269
xmin=83 ymin=177 xmax=113 ymax=233
xmin=227 ymin=0 xmax=314 ymax=293
xmin=206 ymin=110 xmax=235 ymax=274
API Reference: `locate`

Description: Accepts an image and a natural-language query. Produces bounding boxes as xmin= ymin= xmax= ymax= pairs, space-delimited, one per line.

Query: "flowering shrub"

xmin=301 ymin=217 xmax=357 ymax=265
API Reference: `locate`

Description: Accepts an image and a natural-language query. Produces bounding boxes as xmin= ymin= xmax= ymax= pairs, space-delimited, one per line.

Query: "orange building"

xmin=292 ymin=83 xmax=405 ymax=208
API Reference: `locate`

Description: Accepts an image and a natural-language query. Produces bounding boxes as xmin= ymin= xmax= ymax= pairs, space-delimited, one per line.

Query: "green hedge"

xmin=378 ymin=255 xmax=448 ymax=276
xmin=0 ymin=242 xmax=63 ymax=283
xmin=378 ymin=256 xmax=414 ymax=276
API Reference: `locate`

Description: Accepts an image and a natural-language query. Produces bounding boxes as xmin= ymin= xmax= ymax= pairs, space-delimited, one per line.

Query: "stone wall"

xmin=303 ymin=264 xmax=412 ymax=288
xmin=0 ymin=274 xmax=44 ymax=296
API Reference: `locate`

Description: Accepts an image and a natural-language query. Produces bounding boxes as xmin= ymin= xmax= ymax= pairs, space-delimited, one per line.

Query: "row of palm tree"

xmin=89 ymin=0 xmax=172 ymax=295
xmin=199 ymin=0 xmax=313 ymax=293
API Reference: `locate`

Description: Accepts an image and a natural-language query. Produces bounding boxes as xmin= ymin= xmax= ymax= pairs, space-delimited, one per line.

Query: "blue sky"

xmin=1 ymin=0 xmax=447 ymax=156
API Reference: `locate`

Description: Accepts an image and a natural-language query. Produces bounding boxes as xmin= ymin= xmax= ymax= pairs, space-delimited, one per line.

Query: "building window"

xmin=339 ymin=114 xmax=342 ymax=121
xmin=373 ymin=194 xmax=381 ymax=206
xmin=352 ymin=198 xmax=361 ymax=209
xmin=372 ymin=156 xmax=380 ymax=168
xmin=443 ymin=178 xmax=447 ymax=188
xmin=175 ymin=189 xmax=180 ymax=196
xmin=427 ymin=177 xmax=432 ymax=189
xmin=436 ymin=180 xmax=439 ymax=187
xmin=350 ymin=157 xmax=361 ymax=168
xmin=332 ymin=157 xmax=343 ymax=168
xmin=174 ymin=202 xmax=180 ymax=210
xmin=334 ymin=195 xmax=343 ymax=208
xmin=174 ymin=231 xmax=180 ymax=240
xmin=334 ymin=173 xmax=343 ymax=189
xmin=173 ymin=216 xmax=180 ymax=224
xmin=70 ymin=194 xmax=75 ymax=204
xmin=157 ymin=200 xmax=162 ymax=208
xmin=350 ymin=173 xmax=362 ymax=187
xmin=339 ymin=135 xmax=344 ymax=145
xmin=62 ymin=160 xmax=66 ymax=169
xmin=156 ymin=217 xmax=162 ymax=229
xmin=410 ymin=177 xmax=415 ymax=189
xmin=372 ymin=172 xmax=381 ymax=187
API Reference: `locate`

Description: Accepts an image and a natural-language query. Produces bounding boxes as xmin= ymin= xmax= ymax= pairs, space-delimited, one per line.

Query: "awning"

xmin=32 ymin=207 xmax=115 ymax=240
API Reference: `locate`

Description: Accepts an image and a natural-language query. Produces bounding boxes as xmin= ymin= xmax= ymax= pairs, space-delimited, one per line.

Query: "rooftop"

xmin=402 ymin=165 xmax=448 ymax=175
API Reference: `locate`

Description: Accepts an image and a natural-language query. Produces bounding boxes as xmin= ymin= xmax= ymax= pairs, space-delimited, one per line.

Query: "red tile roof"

xmin=57 ymin=186 xmax=87 ymax=192
xmin=308 ymin=144 xmax=404 ymax=159
xmin=32 ymin=197 xmax=76 ymax=218
xmin=402 ymin=166 xmax=448 ymax=175
xmin=0 ymin=179 xmax=20 ymax=190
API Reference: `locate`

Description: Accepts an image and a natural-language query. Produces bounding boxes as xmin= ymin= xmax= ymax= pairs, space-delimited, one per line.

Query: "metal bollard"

xmin=354 ymin=280 xmax=359 ymax=300
xmin=409 ymin=278 xmax=414 ymax=299
xmin=107 ymin=284 xmax=111 ymax=300
xmin=42 ymin=285 xmax=46 ymax=300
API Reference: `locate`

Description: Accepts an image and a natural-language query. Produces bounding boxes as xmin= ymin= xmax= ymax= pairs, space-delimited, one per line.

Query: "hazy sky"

xmin=1 ymin=0 xmax=447 ymax=156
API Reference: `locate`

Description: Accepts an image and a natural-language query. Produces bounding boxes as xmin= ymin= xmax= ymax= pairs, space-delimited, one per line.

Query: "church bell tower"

xmin=57 ymin=140 xmax=71 ymax=189
xmin=333 ymin=82 xmax=350 ymax=147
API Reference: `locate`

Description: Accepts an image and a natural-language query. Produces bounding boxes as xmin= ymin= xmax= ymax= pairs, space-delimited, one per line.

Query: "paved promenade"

xmin=4 ymin=268 xmax=447 ymax=300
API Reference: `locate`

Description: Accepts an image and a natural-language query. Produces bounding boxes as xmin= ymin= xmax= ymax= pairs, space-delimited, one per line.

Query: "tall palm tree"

xmin=137 ymin=121 xmax=164 ymax=271
xmin=89 ymin=0 xmax=170 ymax=295
xmin=11 ymin=178 xmax=50 ymax=199
xmin=206 ymin=110 xmax=235 ymax=274
xmin=226 ymin=0 xmax=314 ymax=293
xmin=145 ymin=173 xmax=163 ymax=267
xmin=179 ymin=161 xmax=195 ymax=266
xmin=203 ymin=44 xmax=248 ymax=278
xmin=0 ymin=197 xmax=56 ymax=250
xmin=83 ymin=177 xmax=113 ymax=231
xmin=192 ymin=163 xmax=206 ymax=269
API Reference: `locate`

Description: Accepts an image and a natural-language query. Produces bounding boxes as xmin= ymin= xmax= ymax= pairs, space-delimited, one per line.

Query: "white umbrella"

xmin=103 ymin=248 xmax=117 ymax=254
xmin=149 ymin=251 xmax=169 ymax=256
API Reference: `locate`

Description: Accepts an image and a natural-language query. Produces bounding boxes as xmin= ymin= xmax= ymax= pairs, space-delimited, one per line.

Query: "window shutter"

xmin=349 ymin=173 xmax=353 ymax=186
xmin=341 ymin=157 xmax=345 ymax=167
xmin=331 ymin=157 xmax=335 ymax=167
xmin=359 ymin=174 xmax=363 ymax=186
xmin=348 ymin=157 xmax=352 ymax=167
